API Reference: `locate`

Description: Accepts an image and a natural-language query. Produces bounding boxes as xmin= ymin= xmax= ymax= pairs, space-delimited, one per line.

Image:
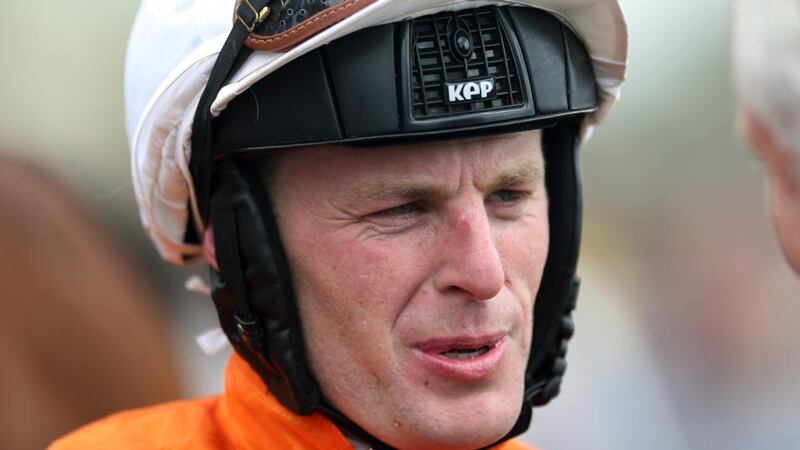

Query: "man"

xmin=51 ymin=1 xmax=627 ymax=449
xmin=733 ymin=0 xmax=800 ymax=274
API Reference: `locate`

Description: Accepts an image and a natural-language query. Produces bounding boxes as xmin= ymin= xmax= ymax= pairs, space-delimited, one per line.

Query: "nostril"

xmin=435 ymin=259 xmax=504 ymax=301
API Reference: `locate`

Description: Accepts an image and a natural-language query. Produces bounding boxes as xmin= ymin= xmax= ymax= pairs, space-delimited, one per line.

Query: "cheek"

xmin=497 ymin=213 xmax=550 ymax=295
xmin=289 ymin=230 xmax=427 ymax=342
xmin=289 ymin=234 xmax=430 ymax=395
xmin=338 ymin=240 xmax=421 ymax=305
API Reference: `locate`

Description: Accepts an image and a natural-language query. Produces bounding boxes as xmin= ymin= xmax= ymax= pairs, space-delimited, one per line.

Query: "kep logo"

xmin=445 ymin=78 xmax=496 ymax=104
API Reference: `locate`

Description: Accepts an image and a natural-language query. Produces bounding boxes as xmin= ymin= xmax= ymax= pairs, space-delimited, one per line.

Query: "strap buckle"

xmin=235 ymin=0 xmax=271 ymax=32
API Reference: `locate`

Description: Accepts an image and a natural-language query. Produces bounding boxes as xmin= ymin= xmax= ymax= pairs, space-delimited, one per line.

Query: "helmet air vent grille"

xmin=410 ymin=7 xmax=525 ymax=119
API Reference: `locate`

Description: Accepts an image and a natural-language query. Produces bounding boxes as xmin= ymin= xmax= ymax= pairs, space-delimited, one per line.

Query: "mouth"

xmin=439 ymin=343 xmax=496 ymax=360
xmin=411 ymin=334 xmax=507 ymax=381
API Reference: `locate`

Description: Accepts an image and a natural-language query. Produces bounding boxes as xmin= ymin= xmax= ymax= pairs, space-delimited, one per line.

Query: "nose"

xmin=432 ymin=199 xmax=505 ymax=301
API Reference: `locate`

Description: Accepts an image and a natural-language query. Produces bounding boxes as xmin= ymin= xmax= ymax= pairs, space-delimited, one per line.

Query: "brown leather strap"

xmin=245 ymin=0 xmax=376 ymax=51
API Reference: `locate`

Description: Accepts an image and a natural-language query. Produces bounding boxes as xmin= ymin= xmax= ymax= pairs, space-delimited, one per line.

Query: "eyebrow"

xmin=353 ymin=161 xmax=543 ymax=203
xmin=353 ymin=179 xmax=444 ymax=204
xmin=481 ymin=163 xmax=543 ymax=193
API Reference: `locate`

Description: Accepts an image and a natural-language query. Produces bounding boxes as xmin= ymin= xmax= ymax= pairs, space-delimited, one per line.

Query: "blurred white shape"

xmin=195 ymin=327 xmax=229 ymax=356
xmin=184 ymin=275 xmax=211 ymax=296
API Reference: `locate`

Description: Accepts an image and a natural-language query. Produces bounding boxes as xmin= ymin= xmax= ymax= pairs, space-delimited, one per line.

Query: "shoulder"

xmin=48 ymin=397 xmax=223 ymax=450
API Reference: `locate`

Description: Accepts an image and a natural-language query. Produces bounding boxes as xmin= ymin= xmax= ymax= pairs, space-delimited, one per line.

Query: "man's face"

xmin=770 ymin=178 xmax=800 ymax=274
xmin=741 ymin=109 xmax=800 ymax=274
xmin=269 ymin=130 xmax=549 ymax=449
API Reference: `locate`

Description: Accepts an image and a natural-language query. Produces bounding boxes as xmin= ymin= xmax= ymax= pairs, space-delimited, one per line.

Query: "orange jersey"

xmin=50 ymin=354 xmax=536 ymax=450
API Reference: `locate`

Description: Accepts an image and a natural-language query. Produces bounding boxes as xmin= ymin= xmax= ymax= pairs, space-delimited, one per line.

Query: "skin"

xmin=741 ymin=109 xmax=800 ymax=274
xmin=254 ymin=130 xmax=550 ymax=450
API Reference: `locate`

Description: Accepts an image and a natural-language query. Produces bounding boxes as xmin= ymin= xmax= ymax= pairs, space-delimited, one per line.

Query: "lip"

xmin=411 ymin=333 xmax=507 ymax=382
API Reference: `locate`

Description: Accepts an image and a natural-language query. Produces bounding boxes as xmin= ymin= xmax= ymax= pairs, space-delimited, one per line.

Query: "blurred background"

xmin=1 ymin=1 xmax=798 ymax=449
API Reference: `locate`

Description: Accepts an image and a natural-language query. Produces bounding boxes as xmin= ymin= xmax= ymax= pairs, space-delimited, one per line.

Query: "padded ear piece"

xmin=209 ymin=159 xmax=321 ymax=414
xmin=528 ymin=119 xmax=582 ymax=404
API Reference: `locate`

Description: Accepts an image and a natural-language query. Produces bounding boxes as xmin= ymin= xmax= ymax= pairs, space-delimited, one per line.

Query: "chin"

xmin=386 ymin=421 xmax=515 ymax=450
xmin=377 ymin=385 xmax=523 ymax=450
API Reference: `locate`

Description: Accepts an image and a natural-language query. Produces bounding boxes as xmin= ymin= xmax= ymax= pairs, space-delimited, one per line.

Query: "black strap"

xmin=211 ymin=208 xmax=252 ymax=319
xmin=190 ymin=0 xmax=272 ymax=227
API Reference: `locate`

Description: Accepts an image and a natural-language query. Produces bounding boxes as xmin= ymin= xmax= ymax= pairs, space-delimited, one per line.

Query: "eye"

xmin=362 ymin=201 xmax=427 ymax=234
xmin=485 ymin=189 xmax=534 ymax=220
xmin=369 ymin=202 xmax=424 ymax=219
xmin=486 ymin=189 xmax=529 ymax=204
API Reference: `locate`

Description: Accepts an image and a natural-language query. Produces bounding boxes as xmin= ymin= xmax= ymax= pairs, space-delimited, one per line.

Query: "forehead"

xmin=266 ymin=130 xmax=543 ymax=194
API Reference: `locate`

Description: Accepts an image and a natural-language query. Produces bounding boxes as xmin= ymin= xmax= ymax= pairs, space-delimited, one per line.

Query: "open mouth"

xmin=411 ymin=335 xmax=507 ymax=381
xmin=439 ymin=345 xmax=492 ymax=360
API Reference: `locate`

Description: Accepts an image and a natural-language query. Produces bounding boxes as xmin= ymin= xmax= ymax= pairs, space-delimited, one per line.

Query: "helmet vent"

xmin=410 ymin=7 xmax=525 ymax=119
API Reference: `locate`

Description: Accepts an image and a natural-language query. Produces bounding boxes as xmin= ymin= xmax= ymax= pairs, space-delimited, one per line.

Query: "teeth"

xmin=440 ymin=346 xmax=490 ymax=359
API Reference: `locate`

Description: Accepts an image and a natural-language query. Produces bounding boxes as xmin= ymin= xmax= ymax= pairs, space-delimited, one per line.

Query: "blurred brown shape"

xmin=0 ymin=154 xmax=183 ymax=450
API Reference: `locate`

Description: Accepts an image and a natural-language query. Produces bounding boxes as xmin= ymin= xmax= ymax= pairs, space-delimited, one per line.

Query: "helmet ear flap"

xmin=530 ymin=119 xmax=584 ymax=399
xmin=209 ymin=160 xmax=321 ymax=414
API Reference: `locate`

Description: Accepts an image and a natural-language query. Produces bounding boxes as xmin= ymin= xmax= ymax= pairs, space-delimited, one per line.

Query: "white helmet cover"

xmin=125 ymin=0 xmax=628 ymax=264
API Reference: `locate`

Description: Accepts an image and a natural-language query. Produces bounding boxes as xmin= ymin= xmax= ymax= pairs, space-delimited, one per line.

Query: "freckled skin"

xmin=269 ymin=131 xmax=549 ymax=450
